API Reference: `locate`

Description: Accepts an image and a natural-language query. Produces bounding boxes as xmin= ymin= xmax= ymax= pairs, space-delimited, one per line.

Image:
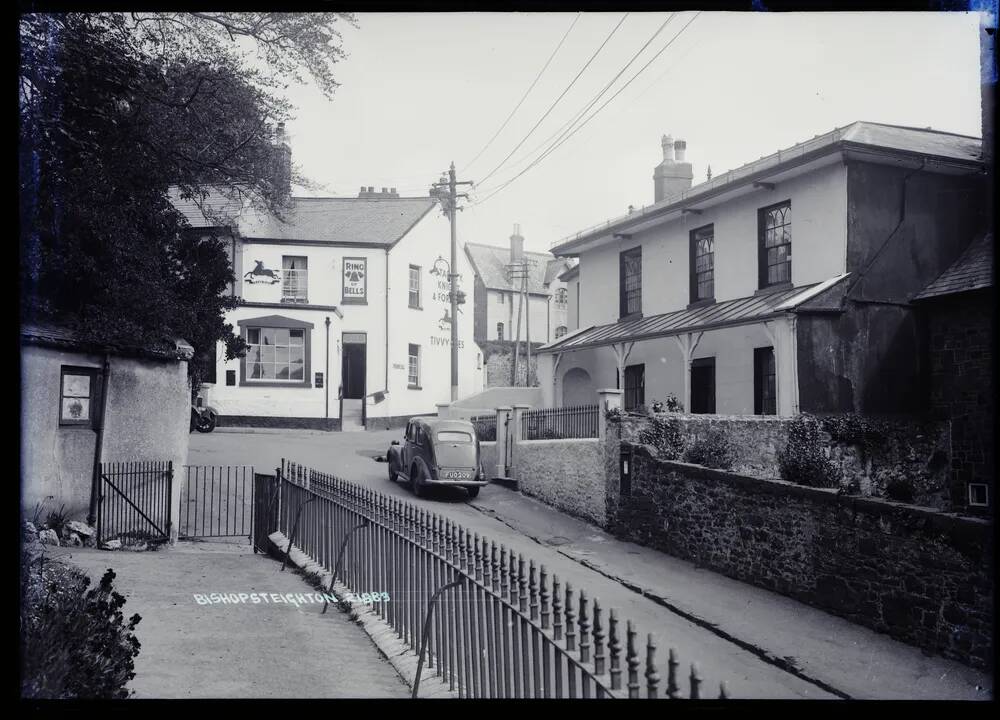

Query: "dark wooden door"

xmin=342 ymin=343 xmax=366 ymax=399
xmin=690 ymin=357 xmax=715 ymax=414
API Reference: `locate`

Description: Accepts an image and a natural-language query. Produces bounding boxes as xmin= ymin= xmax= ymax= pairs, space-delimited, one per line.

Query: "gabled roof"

xmin=553 ymin=121 xmax=983 ymax=255
xmin=464 ymin=243 xmax=556 ymax=294
xmin=913 ymin=234 xmax=994 ymax=301
xmin=170 ymin=188 xmax=437 ymax=247
xmin=538 ymin=277 xmax=850 ymax=354
xmin=21 ymin=323 xmax=194 ymax=361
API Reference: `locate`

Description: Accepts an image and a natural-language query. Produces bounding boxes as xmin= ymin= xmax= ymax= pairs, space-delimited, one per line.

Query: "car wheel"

xmin=388 ymin=459 xmax=398 ymax=483
xmin=411 ymin=465 xmax=426 ymax=498
xmin=466 ymin=486 xmax=480 ymax=499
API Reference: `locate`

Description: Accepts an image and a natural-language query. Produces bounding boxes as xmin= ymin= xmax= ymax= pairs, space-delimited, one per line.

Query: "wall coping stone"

xmin=624 ymin=441 xmax=992 ymax=553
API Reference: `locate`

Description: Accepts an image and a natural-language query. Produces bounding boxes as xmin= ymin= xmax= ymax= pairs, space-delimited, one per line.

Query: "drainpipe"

xmin=87 ymin=354 xmax=112 ymax=527
xmin=385 ymin=247 xmax=390 ymax=420
xmin=325 ymin=316 xmax=331 ymax=421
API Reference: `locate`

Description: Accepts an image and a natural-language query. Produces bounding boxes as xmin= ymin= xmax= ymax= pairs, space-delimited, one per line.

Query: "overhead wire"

xmin=471 ymin=12 xmax=702 ymax=207
xmin=494 ymin=13 xmax=677 ymax=180
xmin=475 ymin=12 xmax=631 ymax=188
xmin=460 ymin=12 xmax=581 ymax=175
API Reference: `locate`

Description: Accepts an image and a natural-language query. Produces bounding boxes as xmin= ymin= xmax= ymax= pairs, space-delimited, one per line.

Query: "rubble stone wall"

xmin=516 ymin=439 xmax=606 ymax=526
xmin=609 ymin=441 xmax=993 ymax=669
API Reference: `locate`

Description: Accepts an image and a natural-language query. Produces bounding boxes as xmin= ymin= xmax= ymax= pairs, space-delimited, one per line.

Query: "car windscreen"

xmin=437 ymin=431 xmax=473 ymax=443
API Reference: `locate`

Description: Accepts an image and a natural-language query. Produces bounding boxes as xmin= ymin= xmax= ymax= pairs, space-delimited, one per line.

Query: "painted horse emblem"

xmin=244 ymin=260 xmax=281 ymax=284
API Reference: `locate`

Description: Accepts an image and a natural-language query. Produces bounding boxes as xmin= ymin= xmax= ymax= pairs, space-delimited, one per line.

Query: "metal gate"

xmin=97 ymin=461 xmax=172 ymax=546
xmin=252 ymin=471 xmax=280 ymax=553
xmin=180 ymin=465 xmax=255 ymax=539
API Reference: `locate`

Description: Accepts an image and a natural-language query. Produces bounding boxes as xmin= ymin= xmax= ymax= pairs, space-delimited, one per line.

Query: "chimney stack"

xmin=653 ymin=133 xmax=693 ymax=203
xmin=273 ymin=122 xmax=292 ymax=200
xmin=358 ymin=185 xmax=400 ymax=199
xmin=510 ymin=223 xmax=524 ymax=264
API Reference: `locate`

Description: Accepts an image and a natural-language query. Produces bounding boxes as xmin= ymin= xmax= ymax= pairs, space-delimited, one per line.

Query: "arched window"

xmin=555 ymin=287 xmax=568 ymax=306
xmin=555 ymin=326 xmax=567 ymax=339
xmin=496 ymin=322 xmax=504 ymax=341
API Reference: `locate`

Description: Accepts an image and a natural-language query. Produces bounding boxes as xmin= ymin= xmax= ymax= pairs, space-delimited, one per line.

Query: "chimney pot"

xmin=510 ymin=224 xmax=524 ymax=264
xmin=661 ymin=134 xmax=675 ymax=162
xmin=391 ymin=187 xmax=397 ymax=194
xmin=368 ymin=186 xmax=374 ymax=193
xmin=674 ymin=139 xmax=687 ymax=162
xmin=382 ymin=187 xmax=388 ymax=194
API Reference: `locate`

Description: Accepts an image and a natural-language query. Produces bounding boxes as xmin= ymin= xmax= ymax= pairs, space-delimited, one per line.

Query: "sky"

xmin=279 ymin=11 xmax=984 ymax=255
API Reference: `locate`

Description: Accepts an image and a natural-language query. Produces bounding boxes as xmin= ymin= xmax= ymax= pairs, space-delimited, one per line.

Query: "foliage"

xmin=632 ymin=404 xmax=650 ymax=416
xmin=637 ymin=415 xmax=685 ymax=461
xmin=537 ymin=426 xmax=565 ymax=440
xmin=19 ymin=13 xmax=352 ymax=389
xmin=604 ymin=407 xmax=624 ymax=423
xmin=45 ymin=505 xmax=68 ymax=536
xmin=472 ymin=421 xmax=496 ymax=442
xmin=875 ymin=467 xmax=916 ymax=504
xmin=21 ymin=552 xmax=142 ymax=699
xmin=663 ymin=393 xmax=684 ymax=412
xmin=684 ymin=427 xmax=735 ymax=470
xmin=777 ymin=414 xmax=840 ymax=488
xmin=126 ymin=12 xmax=356 ymax=100
xmin=651 ymin=400 xmax=664 ymax=413
xmin=819 ymin=413 xmax=889 ymax=453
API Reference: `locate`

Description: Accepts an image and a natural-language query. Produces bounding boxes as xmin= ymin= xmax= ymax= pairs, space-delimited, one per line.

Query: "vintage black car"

xmin=387 ymin=417 xmax=487 ymax=499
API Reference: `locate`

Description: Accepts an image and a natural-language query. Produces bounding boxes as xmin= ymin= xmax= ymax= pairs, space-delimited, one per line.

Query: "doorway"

xmin=341 ymin=333 xmax=367 ymax=399
xmin=690 ymin=357 xmax=716 ymax=414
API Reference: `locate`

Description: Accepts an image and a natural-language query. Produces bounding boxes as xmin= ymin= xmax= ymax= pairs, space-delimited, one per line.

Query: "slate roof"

xmin=554 ymin=121 xmax=983 ymax=254
xmin=912 ymin=234 xmax=994 ymax=301
xmin=464 ymin=243 xmax=558 ymax=295
xmin=170 ymin=188 xmax=436 ymax=246
xmin=538 ymin=278 xmax=853 ymax=353
xmin=21 ymin=323 xmax=194 ymax=360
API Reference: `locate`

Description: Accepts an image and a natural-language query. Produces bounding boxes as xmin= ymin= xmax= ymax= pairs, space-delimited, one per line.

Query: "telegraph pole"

xmin=431 ymin=163 xmax=472 ymax=401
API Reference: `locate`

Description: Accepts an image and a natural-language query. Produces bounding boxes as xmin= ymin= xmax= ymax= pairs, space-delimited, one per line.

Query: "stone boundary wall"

xmin=609 ymin=441 xmax=993 ymax=669
xmin=616 ymin=413 xmax=952 ymax=509
xmin=516 ymin=439 xmax=606 ymax=527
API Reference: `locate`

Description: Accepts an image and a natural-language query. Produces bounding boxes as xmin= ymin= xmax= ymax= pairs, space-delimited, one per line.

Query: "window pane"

xmin=290 ymin=347 xmax=304 ymax=364
xmin=275 ymin=347 xmax=289 ymax=365
xmin=247 ymin=328 xmax=260 ymax=344
xmin=63 ymin=374 xmax=91 ymax=398
xmin=274 ymin=328 xmax=289 ymax=346
xmin=250 ymin=362 xmax=262 ymax=379
xmin=260 ymin=346 xmax=275 ymax=363
xmin=62 ymin=397 xmax=90 ymax=421
xmin=275 ymin=365 xmax=289 ymax=380
xmin=289 ymin=366 xmax=304 ymax=380
xmin=437 ymin=431 xmax=473 ymax=443
xmin=289 ymin=329 xmax=304 ymax=345
xmin=261 ymin=363 xmax=275 ymax=379
xmin=261 ymin=328 xmax=276 ymax=345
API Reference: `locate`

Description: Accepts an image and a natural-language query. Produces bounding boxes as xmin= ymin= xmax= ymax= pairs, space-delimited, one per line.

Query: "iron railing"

xmin=522 ymin=404 xmax=599 ymax=440
xmin=180 ymin=465 xmax=254 ymax=539
xmin=97 ymin=461 xmax=172 ymax=546
xmin=275 ymin=459 xmax=725 ymax=699
xmin=470 ymin=414 xmax=497 ymax=442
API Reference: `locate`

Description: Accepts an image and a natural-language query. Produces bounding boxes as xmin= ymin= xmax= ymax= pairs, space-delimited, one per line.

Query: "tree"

xmin=19 ymin=13 xmax=353 ymax=390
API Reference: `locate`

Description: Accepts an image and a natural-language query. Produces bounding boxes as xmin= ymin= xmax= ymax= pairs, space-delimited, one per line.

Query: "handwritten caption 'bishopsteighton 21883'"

xmin=193 ymin=592 xmax=390 ymax=606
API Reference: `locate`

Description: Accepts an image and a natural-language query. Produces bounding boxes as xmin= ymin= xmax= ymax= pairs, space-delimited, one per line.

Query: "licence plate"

xmin=441 ymin=469 xmax=473 ymax=480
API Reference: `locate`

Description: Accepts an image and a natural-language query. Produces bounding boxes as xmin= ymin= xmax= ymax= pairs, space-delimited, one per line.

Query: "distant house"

xmin=172 ymin=141 xmax=483 ymax=431
xmin=913 ymin=233 xmax=994 ymax=511
xmin=20 ymin=323 xmax=192 ymax=534
xmin=540 ymin=123 xmax=987 ymax=415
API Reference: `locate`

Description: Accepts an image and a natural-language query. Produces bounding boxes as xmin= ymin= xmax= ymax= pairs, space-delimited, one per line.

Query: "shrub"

xmin=472 ymin=421 xmax=496 ymax=442
xmin=777 ymin=414 xmax=840 ymax=487
xmin=875 ymin=467 xmax=916 ymax=504
xmin=684 ymin=427 xmax=735 ymax=470
xmin=650 ymin=399 xmax=664 ymax=413
xmin=604 ymin=406 xmax=624 ymax=423
xmin=663 ymin=393 xmax=684 ymax=413
xmin=21 ymin=551 xmax=142 ymax=699
xmin=820 ymin=413 xmax=888 ymax=452
xmin=45 ymin=504 xmax=68 ymax=536
xmin=637 ymin=415 xmax=685 ymax=460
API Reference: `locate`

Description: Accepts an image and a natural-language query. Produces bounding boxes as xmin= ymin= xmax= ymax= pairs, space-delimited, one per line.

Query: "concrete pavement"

xmin=188 ymin=428 xmax=992 ymax=700
xmin=48 ymin=541 xmax=409 ymax=698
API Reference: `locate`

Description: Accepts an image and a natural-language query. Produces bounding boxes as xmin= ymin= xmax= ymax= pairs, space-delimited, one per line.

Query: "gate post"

xmin=495 ymin=406 xmax=512 ymax=480
xmin=167 ymin=460 xmax=179 ymax=545
xmin=511 ymin=404 xmax=530 ymax=486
